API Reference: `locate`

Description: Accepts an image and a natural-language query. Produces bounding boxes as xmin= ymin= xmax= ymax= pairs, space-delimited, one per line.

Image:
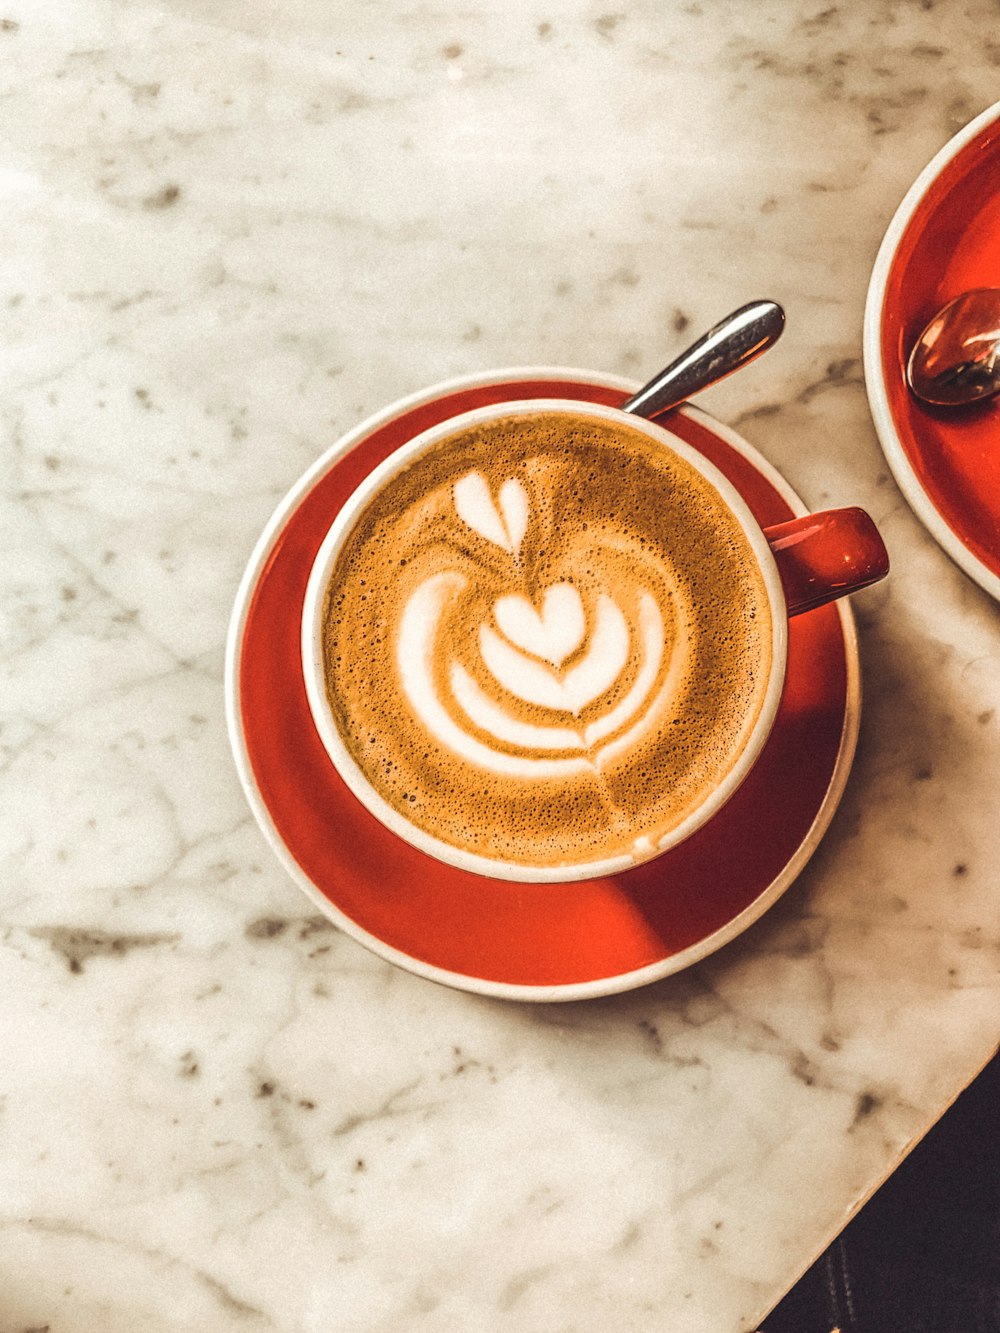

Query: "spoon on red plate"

xmin=906 ymin=287 xmax=1000 ymax=407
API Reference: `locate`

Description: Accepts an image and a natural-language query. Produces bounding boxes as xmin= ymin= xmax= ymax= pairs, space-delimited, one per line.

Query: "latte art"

xmin=320 ymin=411 xmax=774 ymax=870
xmin=397 ymin=545 xmax=682 ymax=780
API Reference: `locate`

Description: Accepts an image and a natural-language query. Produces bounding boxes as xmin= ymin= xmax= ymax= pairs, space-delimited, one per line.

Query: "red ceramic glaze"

xmin=878 ymin=112 xmax=1000 ymax=581
xmin=233 ymin=376 xmax=853 ymax=996
xmin=766 ymin=507 xmax=890 ymax=616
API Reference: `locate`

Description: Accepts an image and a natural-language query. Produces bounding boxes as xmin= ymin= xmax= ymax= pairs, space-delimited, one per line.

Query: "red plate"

xmin=865 ymin=101 xmax=1000 ymax=600
xmin=225 ymin=370 xmax=858 ymax=1001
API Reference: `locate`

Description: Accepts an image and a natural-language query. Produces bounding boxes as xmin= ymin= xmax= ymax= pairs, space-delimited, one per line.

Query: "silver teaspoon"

xmin=906 ymin=288 xmax=1000 ymax=407
xmin=621 ymin=299 xmax=785 ymax=419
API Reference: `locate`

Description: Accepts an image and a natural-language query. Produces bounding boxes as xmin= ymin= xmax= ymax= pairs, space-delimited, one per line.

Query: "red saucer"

xmin=226 ymin=371 xmax=857 ymax=1001
xmin=865 ymin=102 xmax=1000 ymax=600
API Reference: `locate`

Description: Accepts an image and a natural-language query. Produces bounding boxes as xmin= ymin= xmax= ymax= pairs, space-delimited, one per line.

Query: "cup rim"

xmin=301 ymin=397 xmax=789 ymax=883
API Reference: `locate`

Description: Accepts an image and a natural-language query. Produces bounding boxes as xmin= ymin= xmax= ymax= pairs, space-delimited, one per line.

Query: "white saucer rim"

xmin=224 ymin=366 xmax=860 ymax=1003
xmin=863 ymin=99 xmax=1000 ymax=604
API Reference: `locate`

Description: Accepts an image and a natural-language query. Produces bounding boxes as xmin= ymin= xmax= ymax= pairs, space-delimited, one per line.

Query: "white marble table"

xmin=2 ymin=3 xmax=998 ymax=1329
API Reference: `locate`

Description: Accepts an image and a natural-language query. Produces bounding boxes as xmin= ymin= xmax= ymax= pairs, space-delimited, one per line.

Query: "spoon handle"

xmin=621 ymin=299 xmax=785 ymax=419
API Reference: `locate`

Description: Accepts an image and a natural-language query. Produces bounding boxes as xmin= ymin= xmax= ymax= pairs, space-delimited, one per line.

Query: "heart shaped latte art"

xmin=453 ymin=471 xmax=529 ymax=554
xmin=480 ymin=591 xmax=630 ymax=715
xmin=494 ymin=584 xmax=585 ymax=667
xmin=390 ymin=471 xmax=691 ymax=778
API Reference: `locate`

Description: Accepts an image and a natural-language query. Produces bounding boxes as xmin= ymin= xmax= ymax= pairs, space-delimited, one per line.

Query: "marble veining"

xmin=1 ymin=1 xmax=999 ymax=1330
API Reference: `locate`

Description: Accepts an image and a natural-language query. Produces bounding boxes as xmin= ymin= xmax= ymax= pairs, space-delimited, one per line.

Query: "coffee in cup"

xmin=303 ymin=403 xmax=791 ymax=879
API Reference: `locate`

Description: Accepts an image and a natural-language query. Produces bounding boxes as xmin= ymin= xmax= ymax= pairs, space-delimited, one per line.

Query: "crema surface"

xmin=321 ymin=412 xmax=774 ymax=870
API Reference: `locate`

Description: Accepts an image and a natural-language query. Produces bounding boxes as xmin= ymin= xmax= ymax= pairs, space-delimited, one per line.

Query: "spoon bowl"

xmin=906 ymin=287 xmax=1000 ymax=407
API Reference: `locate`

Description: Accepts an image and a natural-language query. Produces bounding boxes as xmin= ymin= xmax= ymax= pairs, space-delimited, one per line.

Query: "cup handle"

xmin=763 ymin=507 xmax=889 ymax=617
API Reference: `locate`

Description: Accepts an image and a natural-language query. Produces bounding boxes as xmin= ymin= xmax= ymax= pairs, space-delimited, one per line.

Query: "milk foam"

xmin=321 ymin=412 xmax=773 ymax=869
xmin=478 ymin=593 xmax=630 ymax=716
xmin=453 ymin=471 xmax=528 ymax=554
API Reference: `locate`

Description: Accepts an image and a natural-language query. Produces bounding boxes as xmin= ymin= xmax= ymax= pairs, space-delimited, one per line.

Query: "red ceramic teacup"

xmin=302 ymin=399 xmax=887 ymax=883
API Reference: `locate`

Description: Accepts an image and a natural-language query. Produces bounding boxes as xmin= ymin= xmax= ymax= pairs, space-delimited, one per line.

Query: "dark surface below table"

xmin=763 ymin=1050 xmax=1000 ymax=1333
